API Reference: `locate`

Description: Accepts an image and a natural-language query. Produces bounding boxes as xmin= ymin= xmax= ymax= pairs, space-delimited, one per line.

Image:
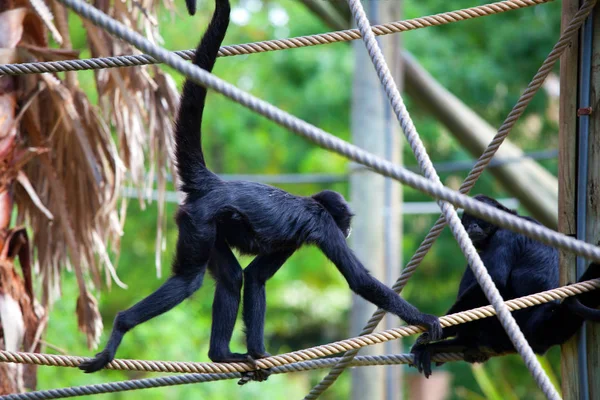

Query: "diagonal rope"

xmin=307 ymin=0 xmax=598 ymax=396
xmin=54 ymin=0 xmax=600 ymax=265
xmin=0 ymin=0 xmax=552 ymax=76
xmin=304 ymin=1 xmax=562 ymax=399
xmin=1 ymin=279 xmax=598 ymax=376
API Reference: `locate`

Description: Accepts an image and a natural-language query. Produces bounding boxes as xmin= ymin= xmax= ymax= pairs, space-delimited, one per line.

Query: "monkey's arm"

xmin=317 ymin=226 xmax=442 ymax=340
xmin=411 ymin=255 xmax=512 ymax=362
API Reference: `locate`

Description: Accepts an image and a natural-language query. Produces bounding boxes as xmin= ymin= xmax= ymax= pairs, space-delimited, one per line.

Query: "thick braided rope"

xmin=308 ymin=0 xmax=597 ymax=395
xmin=0 ymin=0 xmax=551 ymax=76
xmin=305 ymin=1 xmax=561 ymax=399
xmin=0 ymin=354 xmax=466 ymax=400
xmin=1 ymin=280 xmax=598 ymax=376
xmin=56 ymin=0 xmax=600 ymax=262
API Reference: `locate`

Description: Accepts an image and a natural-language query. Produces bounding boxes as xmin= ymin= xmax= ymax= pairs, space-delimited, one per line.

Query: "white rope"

xmin=305 ymin=1 xmax=560 ymax=399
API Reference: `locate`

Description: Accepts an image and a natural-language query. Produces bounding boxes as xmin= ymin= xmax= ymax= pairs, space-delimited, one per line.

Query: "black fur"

xmin=410 ymin=194 xmax=600 ymax=378
xmin=78 ymin=0 xmax=441 ymax=375
xmin=185 ymin=0 xmax=197 ymax=15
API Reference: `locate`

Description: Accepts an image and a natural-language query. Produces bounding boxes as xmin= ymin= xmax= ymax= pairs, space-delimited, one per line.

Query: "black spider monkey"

xmin=410 ymin=194 xmax=600 ymax=378
xmin=79 ymin=0 xmax=442 ymax=375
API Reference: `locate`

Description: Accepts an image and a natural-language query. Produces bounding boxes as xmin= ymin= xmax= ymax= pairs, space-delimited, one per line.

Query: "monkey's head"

xmin=461 ymin=194 xmax=516 ymax=249
xmin=312 ymin=190 xmax=354 ymax=238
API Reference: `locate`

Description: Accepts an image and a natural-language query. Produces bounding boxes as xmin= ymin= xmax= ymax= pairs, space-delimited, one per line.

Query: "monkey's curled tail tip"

xmin=185 ymin=0 xmax=196 ymax=15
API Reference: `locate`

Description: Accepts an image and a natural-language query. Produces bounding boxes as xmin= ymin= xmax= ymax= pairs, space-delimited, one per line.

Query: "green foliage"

xmin=38 ymin=0 xmax=562 ymax=398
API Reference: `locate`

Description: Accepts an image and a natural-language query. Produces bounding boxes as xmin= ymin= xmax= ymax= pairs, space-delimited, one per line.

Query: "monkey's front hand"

xmin=78 ymin=349 xmax=113 ymax=373
xmin=413 ymin=314 xmax=442 ymax=342
xmin=410 ymin=342 xmax=434 ymax=378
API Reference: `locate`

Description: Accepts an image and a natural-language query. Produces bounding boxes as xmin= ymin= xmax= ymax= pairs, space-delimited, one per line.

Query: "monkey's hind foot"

xmin=78 ymin=349 xmax=113 ymax=373
xmin=237 ymin=354 xmax=272 ymax=385
xmin=409 ymin=343 xmax=433 ymax=379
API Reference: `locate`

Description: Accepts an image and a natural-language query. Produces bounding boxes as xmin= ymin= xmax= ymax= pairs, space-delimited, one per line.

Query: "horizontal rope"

xmin=0 ymin=353 xmax=465 ymax=400
xmin=1 ymin=279 xmax=598 ymax=375
xmin=0 ymin=0 xmax=552 ymax=76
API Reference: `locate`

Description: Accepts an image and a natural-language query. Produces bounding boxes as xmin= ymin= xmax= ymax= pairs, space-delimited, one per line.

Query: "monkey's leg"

xmin=317 ymin=229 xmax=442 ymax=340
xmin=563 ymin=297 xmax=600 ymax=321
xmin=411 ymin=335 xmax=497 ymax=378
xmin=78 ymin=218 xmax=215 ymax=374
xmin=518 ymin=303 xmax=585 ymax=353
xmin=242 ymin=250 xmax=294 ymax=358
xmin=207 ymin=240 xmax=245 ymax=362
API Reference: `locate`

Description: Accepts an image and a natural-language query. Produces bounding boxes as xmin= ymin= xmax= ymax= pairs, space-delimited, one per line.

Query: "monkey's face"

xmin=461 ymin=214 xmax=496 ymax=249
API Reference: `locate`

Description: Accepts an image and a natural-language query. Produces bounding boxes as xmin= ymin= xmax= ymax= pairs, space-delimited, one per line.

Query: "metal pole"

xmin=378 ymin=0 xmax=404 ymax=398
xmin=349 ymin=0 xmax=387 ymax=397
xmin=576 ymin=8 xmax=593 ymax=399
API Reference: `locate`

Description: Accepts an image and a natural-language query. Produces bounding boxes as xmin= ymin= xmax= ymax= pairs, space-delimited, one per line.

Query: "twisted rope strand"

xmin=0 ymin=354 xmax=466 ymax=400
xmin=0 ymin=0 xmax=552 ymax=76
xmin=307 ymin=0 xmax=597 ymax=395
xmin=1 ymin=279 xmax=597 ymax=375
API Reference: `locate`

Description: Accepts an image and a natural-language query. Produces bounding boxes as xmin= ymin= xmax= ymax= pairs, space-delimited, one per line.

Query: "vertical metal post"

xmin=582 ymin=6 xmax=600 ymax=399
xmin=560 ymin=1 xmax=600 ymax=399
xmin=349 ymin=1 xmax=402 ymax=399
xmin=576 ymin=9 xmax=593 ymax=400
xmin=379 ymin=1 xmax=404 ymax=399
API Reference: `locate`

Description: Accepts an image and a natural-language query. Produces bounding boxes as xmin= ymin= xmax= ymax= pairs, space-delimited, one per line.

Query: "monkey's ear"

xmin=185 ymin=0 xmax=197 ymax=15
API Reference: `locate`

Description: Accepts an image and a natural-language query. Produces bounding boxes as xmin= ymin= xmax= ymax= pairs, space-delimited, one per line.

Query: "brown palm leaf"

xmin=1 ymin=0 xmax=179 ymax=351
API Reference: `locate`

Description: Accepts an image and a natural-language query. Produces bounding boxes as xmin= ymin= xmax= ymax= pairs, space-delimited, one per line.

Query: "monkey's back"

xmin=187 ymin=180 xmax=328 ymax=255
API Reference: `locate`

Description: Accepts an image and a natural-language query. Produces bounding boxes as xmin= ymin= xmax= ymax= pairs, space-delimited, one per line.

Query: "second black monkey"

xmin=410 ymin=194 xmax=600 ymax=377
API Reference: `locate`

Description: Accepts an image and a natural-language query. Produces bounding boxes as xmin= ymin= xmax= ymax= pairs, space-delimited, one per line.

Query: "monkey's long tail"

xmin=186 ymin=0 xmax=197 ymax=15
xmin=173 ymin=0 xmax=230 ymax=193
xmin=564 ymin=297 xmax=600 ymax=322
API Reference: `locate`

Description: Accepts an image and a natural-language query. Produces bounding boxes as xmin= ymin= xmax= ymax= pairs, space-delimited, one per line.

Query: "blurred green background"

xmin=39 ymin=0 xmax=563 ymax=398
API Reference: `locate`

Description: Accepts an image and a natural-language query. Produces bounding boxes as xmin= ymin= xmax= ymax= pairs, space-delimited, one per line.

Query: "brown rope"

xmin=0 ymin=0 xmax=552 ymax=76
xmin=1 ymin=279 xmax=598 ymax=375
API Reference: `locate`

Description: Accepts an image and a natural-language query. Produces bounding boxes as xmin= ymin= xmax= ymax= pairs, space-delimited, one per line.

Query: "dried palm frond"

xmin=15 ymin=71 xmax=125 ymax=347
xmin=0 ymin=228 xmax=43 ymax=393
xmin=83 ymin=6 xmax=180 ymax=276
xmin=2 ymin=0 xmax=179 ymax=350
xmin=27 ymin=0 xmax=62 ymax=45
xmin=145 ymin=67 xmax=178 ymax=277
xmin=2 ymin=4 xmax=119 ymax=348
